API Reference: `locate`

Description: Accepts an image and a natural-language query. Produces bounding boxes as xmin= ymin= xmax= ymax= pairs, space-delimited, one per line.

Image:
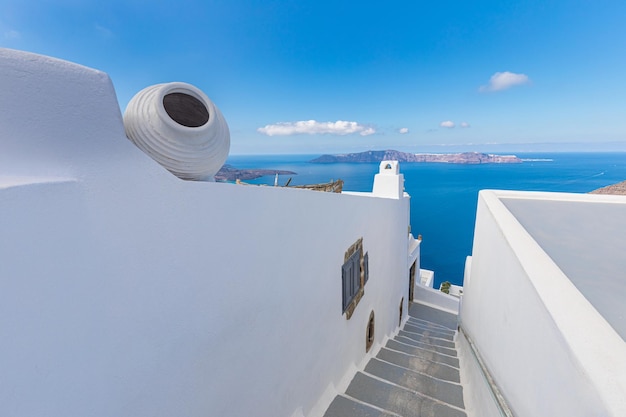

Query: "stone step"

xmin=406 ymin=318 xmax=457 ymax=336
xmin=396 ymin=331 xmax=458 ymax=356
xmin=323 ymin=395 xmax=398 ymax=417
xmin=407 ymin=315 xmax=456 ymax=333
xmin=376 ymin=348 xmax=460 ymax=383
xmin=386 ymin=339 xmax=459 ymax=368
xmin=408 ymin=303 xmax=458 ymax=330
xmin=404 ymin=320 xmax=457 ymax=341
xmin=344 ymin=372 xmax=466 ymax=417
xmin=407 ymin=316 xmax=457 ymax=333
xmin=364 ymin=358 xmax=465 ymax=408
xmin=400 ymin=326 xmax=456 ymax=348
xmin=323 ymin=303 xmax=465 ymax=417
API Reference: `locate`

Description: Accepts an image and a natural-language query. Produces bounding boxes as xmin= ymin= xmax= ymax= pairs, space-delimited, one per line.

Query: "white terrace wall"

xmin=0 ymin=49 xmax=411 ymax=417
xmin=1 ymin=178 xmax=411 ymax=417
xmin=460 ymin=190 xmax=626 ymax=417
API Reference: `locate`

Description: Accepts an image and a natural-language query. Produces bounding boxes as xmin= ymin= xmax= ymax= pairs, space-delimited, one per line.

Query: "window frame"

xmin=341 ymin=238 xmax=369 ymax=319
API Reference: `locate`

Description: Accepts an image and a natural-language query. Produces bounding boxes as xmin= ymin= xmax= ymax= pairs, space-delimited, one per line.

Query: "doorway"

xmin=409 ymin=261 xmax=416 ymax=302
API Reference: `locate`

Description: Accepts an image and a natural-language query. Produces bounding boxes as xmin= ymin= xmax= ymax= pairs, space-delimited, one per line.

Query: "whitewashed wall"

xmin=460 ymin=190 xmax=626 ymax=417
xmin=0 ymin=49 xmax=411 ymax=417
xmin=456 ymin=331 xmax=502 ymax=417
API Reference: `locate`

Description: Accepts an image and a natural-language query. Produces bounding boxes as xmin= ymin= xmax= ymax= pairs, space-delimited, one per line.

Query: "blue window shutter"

xmin=342 ymin=262 xmax=348 ymax=312
xmin=352 ymin=258 xmax=359 ymax=294
xmin=342 ymin=260 xmax=352 ymax=312
xmin=342 ymin=250 xmax=362 ymax=313
xmin=349 ymin=250 xmax=360 ymax=298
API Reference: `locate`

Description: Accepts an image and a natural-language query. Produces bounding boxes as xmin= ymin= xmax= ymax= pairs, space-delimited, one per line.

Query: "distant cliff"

xmin=215 ymin=164 xmax=296 ymax=181
xmin=310 ymin=150 xmax=522 ymax=164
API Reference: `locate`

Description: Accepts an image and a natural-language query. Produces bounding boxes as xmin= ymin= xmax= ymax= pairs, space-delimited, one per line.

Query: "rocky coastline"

xmin=215 ymin=164 xmax=296 ymax=182
xmin=589 ymin=180 xmax=626 ymax=195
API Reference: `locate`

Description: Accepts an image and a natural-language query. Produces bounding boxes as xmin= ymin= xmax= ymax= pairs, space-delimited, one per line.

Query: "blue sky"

xmin=2 ymin=0 xmax=626 ymax=154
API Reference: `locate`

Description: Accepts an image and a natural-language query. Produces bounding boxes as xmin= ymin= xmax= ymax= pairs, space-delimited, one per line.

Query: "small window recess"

xmin=366 ymin=310 xmax=375 ymax=352
xmin=399 ymin=297 xmax=404 ymax=327
xmin=342 ymin=238 xmax=369 ymax=319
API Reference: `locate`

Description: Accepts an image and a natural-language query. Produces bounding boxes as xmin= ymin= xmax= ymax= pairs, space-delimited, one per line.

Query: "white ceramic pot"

xmin=123 ymin=82 xmax=230 ymax=181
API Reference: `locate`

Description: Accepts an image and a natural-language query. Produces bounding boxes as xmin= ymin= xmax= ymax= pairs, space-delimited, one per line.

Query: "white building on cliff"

xmin=1 ymin=48 xmax=625 ymax=417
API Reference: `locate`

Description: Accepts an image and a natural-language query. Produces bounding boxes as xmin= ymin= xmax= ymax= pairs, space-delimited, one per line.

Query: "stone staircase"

xmin=323 ymin=303 xmax=466 ymax=417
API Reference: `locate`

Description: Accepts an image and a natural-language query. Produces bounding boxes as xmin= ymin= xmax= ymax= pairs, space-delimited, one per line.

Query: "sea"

xmin=225 ymin=152 xmax=626 ymax=288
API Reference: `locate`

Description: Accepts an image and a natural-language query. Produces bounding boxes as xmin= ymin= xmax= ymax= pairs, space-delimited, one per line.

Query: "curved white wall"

xmin=460 ymin=190 xmax=626 ymax=417
xmin=0 ymin=48 xmax=158 ymax=179
xmin=0 ymin=49 xmax=411 ymax=417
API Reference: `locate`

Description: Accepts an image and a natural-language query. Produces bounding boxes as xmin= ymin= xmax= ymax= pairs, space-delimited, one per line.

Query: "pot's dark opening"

xmin=163 ymin=92 xmax=209 ymax=127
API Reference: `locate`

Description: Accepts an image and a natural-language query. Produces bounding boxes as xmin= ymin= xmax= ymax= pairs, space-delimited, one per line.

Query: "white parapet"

xmin=407 ymin=233 xmax=421 ymax=268
xmin=419 ymin=269 xmax=434 ymax=287
xmin=372 ymin=160 xmax=404 ymax=199
xmin=460 ymin=190 xmax=626 ymax=417
xmin=413 ymin=284 xmax=460 ymax=315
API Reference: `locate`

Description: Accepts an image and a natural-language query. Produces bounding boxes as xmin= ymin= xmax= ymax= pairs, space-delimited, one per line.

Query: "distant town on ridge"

xmin=310 ymin=150 xmax=522 ymax=164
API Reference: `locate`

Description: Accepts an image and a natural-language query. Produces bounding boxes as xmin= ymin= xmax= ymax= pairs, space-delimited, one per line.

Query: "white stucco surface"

xmin=408 ymin=233 xmax=421 ymax=272
xmin=457 ymin=331 xmax=502 ymax=417
xmin=0 ymin=48 xmax=159 ymax=179
xmin=461 ymin=190 xmax=626 ymax=417
xmin=419 ymin=269 xmax=434 ymax=287
xmin=501 ymin=194 xmax=626 ymax=340
xmin=0 ymin=49 xmax=412 ymax=417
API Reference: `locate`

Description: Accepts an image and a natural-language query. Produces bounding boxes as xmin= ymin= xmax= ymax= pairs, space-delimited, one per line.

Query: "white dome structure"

xmin=123 ymin=82 xmax=230 ymax=181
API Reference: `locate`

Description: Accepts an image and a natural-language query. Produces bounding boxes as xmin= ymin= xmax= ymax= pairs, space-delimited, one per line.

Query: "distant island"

xmin=215 ymin=164 xmax=296 ymax=182
xmin=310 ymin=150 xmax=522 ymax=164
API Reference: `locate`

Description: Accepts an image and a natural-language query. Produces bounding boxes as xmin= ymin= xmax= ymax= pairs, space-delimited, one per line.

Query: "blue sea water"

xmin=226 ymin=153 xmax=626 ymax=288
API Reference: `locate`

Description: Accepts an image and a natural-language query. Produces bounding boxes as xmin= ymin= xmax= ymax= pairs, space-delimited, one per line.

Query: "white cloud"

xmin=460 ymin=122 xmax=470 ymax=128
xmin=4 ymin=29 xmax=20 ymax=39
xmin=257 ymin=120 xmax=375 ymax=136
xmin=399 ymin=127 xmax=409 ymax=134
xmin=480 ymin=71 xmax=530 ymax=92
xmin=95 ymin=24 xmax=114 ymax=39
xmin=439 ymin=120 xmax=455 ymax=128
